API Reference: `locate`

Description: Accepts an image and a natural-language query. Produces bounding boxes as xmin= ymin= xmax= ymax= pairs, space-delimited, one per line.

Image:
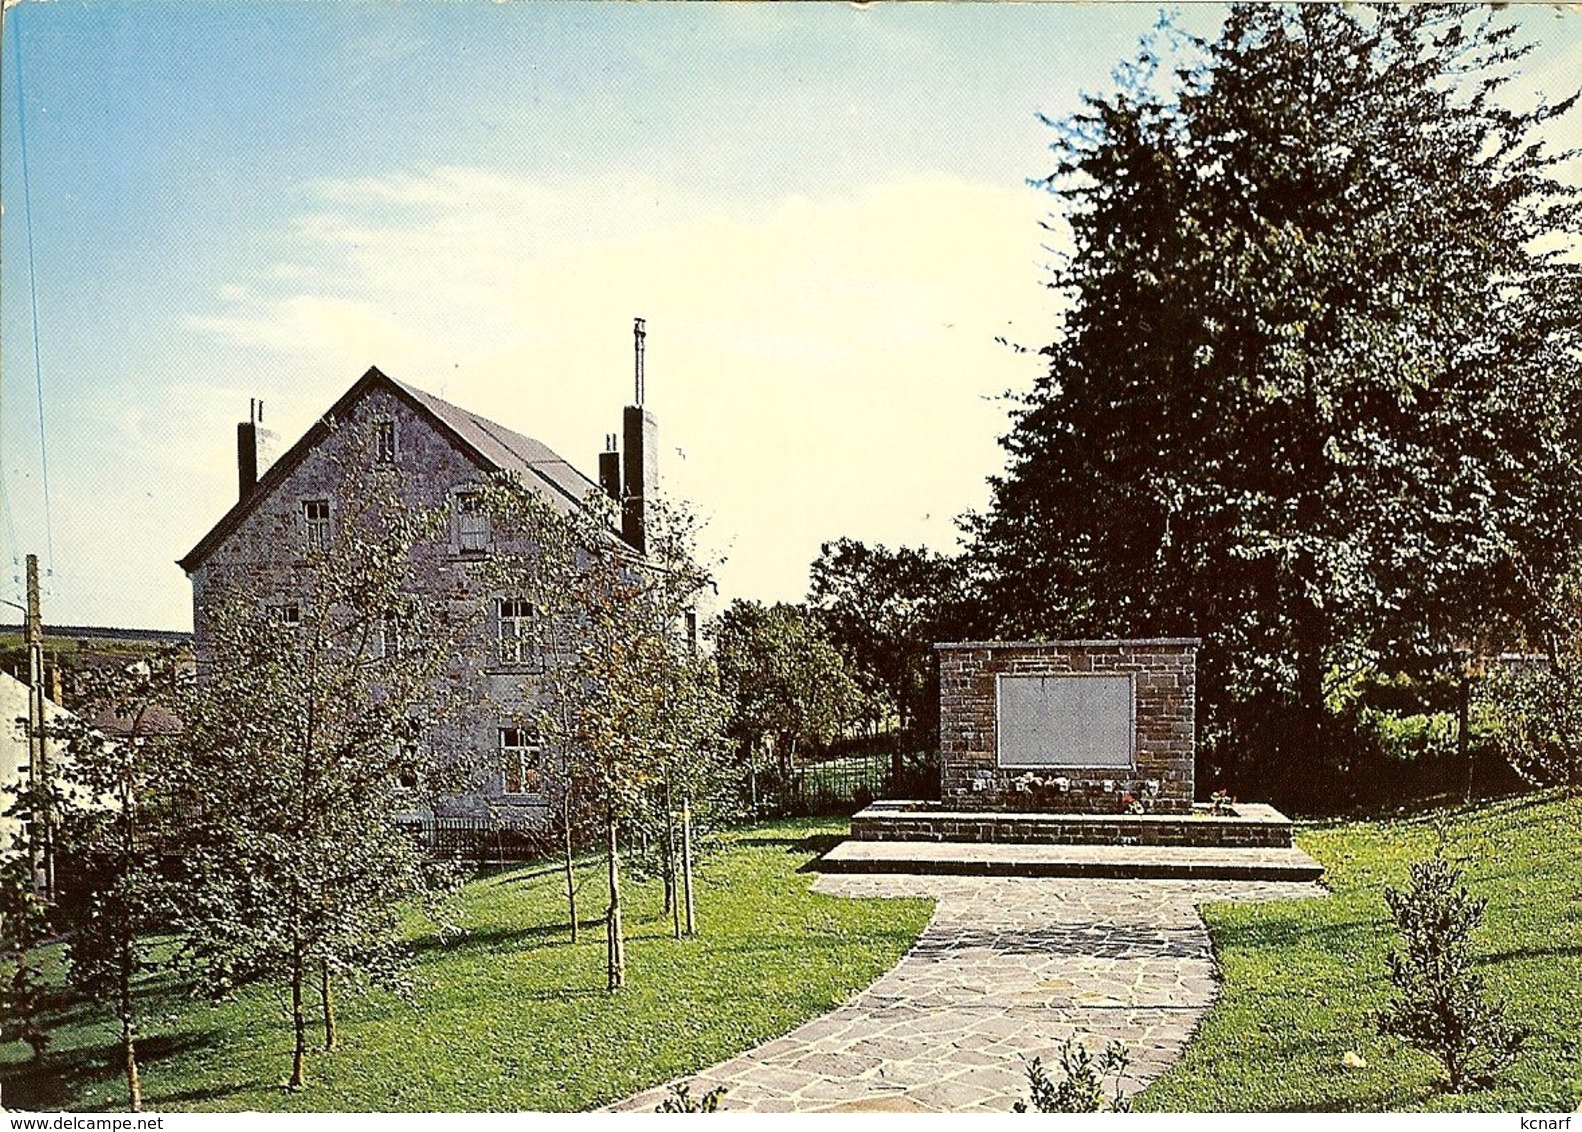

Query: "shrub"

xmin=1477 ymin=654 xmax=1582 ymax=794
xmin=656 ymin=1081 xmax=726 ymax=1112
xmin=1376 ymin=855 xmax=1527 ymax=1091
xmin=1012 ymin=1039 xmax=1130 ymax=1113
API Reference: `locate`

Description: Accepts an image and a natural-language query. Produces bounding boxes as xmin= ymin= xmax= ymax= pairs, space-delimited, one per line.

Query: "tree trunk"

xmin=118 ymin=757 xmax=142 ymax=1111
xmin=289 ymin=942 xmax=308 ymax=1088
xmin=563 ymin=804 xmax=578 ymax=944
xmin=605 ymin=813 xmax=625 ymax=991
xmin=1290 ymin=592 xmax=1329 ymax=807
xmin=664 ymin=768 xmax=679 ymax=937
xmin=681 ymin=796 xmax=696 ymax=937
xmin=320 ymin=957 xmax=336 ymax=1051
xmin=1458 ymin=668 xmax=1474 ymax=804
xmin=120 ymin=941 xmax=142 ymax=1112
xmin=747 ymin=742 xmax=759 ymax=819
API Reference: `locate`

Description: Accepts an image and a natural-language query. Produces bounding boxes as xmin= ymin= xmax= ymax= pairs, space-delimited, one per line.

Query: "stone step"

xmin=815 ymin=838 xmax=1325 ymax=882
xmin=851 ymin=800 xmax=1296 ymax=850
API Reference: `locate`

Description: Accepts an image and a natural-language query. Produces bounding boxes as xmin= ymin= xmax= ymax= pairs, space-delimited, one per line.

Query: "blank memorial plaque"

xmin=997 ymin=674 xmax=1134 ymax=768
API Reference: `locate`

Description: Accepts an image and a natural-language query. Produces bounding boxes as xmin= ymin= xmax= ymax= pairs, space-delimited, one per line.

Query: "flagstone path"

xmin=609 ymin=873 xmax=1326 ymax=1112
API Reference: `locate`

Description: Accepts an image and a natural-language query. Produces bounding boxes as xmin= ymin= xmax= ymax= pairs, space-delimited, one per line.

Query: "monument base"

xmin=815 ymin=799 xmax=1324 ymax=881
xmin=850 ymin=799 xmax=1296 ymax=849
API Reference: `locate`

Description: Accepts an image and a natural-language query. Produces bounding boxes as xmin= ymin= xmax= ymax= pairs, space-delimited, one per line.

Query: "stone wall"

xmin=937 ymin=639 xmax=1198 ymax=814
xmin=186 ymin=385 xmax=552 ymax=821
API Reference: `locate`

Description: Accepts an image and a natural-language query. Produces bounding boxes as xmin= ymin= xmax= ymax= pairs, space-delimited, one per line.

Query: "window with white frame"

xmin=456 ymin=492 xmax=489 ymax=553
xmin=267 ymin=601 xmax=301 ymax=628
xmin=375 ymin=420 xmax=397 ymax=463
xmin=372 ymin=614 xmax=400 ymax=659
xmin=304 ymin=500 xmax=331 ymax=552
xmin=500 ymin=727 xmax=543 ymax=796
xmin=496 ymin=598 xmax=538 ymax=666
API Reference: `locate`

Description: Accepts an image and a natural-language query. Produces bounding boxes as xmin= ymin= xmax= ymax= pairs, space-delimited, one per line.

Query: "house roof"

xmin=178 ymin=366 xmax=603 ymax=573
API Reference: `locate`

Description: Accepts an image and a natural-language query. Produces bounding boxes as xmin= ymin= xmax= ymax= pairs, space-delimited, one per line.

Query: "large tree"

xmin=807 ymin=538 xmax=971 ymax=744
xmin=712 ymin=600 xmax=862 ymax=775
xmin=972 ymin=6 xmax=1582 ymax=804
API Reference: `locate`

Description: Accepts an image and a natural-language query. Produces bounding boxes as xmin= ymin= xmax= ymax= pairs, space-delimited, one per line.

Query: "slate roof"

xmin=178 ymin=366 xmax=602 ymax=572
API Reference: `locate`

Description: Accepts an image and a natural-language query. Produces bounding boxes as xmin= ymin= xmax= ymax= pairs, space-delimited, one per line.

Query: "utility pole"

xmin=24 ymin=554 xmax=54 ymax=897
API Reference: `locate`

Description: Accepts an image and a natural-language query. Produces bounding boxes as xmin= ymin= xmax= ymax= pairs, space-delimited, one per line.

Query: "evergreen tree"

xmin=972 ymin=7 xmax=1582 ymax=803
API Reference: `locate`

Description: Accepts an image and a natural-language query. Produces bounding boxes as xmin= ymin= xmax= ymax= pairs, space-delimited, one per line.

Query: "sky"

xmin=2 ymin=3 xmax=1581 ymax=631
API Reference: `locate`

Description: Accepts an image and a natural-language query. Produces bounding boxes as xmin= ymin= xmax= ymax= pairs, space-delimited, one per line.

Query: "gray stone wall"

xmin=188 ymin=387 xmax=552 ymax=821
xmin=937 ymin=639 xmax=1198 ymax=814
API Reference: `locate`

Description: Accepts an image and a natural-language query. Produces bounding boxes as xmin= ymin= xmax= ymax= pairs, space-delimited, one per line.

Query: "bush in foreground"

xmin=1377 ymin=855 xmax=1526 ymax=1092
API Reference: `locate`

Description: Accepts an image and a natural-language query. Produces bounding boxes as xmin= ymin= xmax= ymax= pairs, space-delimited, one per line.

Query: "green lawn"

xmin=0 ymin=818 xmax=931 ymax=1113
xmin=1140 ymin=790 xmax=1582 ymax=1112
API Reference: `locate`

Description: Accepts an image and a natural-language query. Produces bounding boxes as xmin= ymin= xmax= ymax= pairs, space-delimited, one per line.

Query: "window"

xmin=500 ymin=727 xmax=543 ymax=796
xmin=304 ymin=500 xmax=331 ymax=552
xmin=372 ymin=614 xmax=400 ymax=659
xmin=684 ymin=610 xmax=699 ymax=654
xmin=497 ymin=599 xmax=538 ymax=666
xmin=375 ymin=420 xmax=397 ymax=463
xmin=268 ymin=601 xmax=301 ymax=628
xmin=395 ymin=720 xmax=422 ymax=789
xmin=456 ymin=493 xmax=489 ymax=553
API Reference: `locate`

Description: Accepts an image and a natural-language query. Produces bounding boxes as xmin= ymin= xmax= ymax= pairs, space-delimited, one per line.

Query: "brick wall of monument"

xmin=936 ymin=639 xmax=1198 ymax=814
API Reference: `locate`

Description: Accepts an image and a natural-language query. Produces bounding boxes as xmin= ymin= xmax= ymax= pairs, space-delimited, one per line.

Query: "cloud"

xmin=185 ymin=166 xmax=1056 ymax=606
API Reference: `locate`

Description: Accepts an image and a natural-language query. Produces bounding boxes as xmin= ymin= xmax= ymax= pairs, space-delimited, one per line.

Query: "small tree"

xmin=174 ymin=456 xmax=472 ymax=1088
xmin=1012 ymin=1039 xmax=1130 ymax=1113
xmin=47 ymin=648 xmax=187 ymax=1111
xmin=0 ymin=810 xmax=56 ymax=1061
xmin=484 ymin=483 xmax=726 ymax=985
xmin=1478 ymin=559 xmax=1582 ymax=795
xmin=1376 ymin=854 xmax=1526 ymax=1091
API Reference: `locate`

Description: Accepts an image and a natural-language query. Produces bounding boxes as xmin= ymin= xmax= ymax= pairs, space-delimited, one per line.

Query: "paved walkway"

xmin=610 ymin=873 xmax=1325 ymax=1112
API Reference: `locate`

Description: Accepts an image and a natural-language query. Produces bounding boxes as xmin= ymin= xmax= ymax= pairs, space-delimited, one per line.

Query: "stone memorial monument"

xmin=937 ymin=638 xmax=1197 ymax=814
xmin=821 ymin=638 xmax=1322 ymax=881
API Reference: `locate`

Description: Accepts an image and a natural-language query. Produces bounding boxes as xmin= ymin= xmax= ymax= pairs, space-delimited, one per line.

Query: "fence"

xmin=397 ymin=815 xmax=554 ymax=865
xmin=753 ymin=750 xmax=939 ymax=818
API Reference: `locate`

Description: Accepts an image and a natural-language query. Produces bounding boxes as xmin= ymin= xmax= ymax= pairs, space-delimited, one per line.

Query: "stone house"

xmin=178 ymin=345 xmax=663 ymax=824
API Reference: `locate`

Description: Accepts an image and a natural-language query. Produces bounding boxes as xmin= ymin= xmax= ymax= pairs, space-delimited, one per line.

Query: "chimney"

xmin=598 ymin=433 xmax=621 ymax=502
xmin=621 ymin=318 xmax=657 ymax=554
xmin=236 ymin=399 xmax=279 ymax=503
xmin=237 ymin=398 xmax=260 ymax=502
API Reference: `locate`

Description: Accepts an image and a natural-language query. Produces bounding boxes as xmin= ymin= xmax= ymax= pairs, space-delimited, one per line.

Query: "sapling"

xmin=1376 ymin=853 xmax=1526 ymax=1091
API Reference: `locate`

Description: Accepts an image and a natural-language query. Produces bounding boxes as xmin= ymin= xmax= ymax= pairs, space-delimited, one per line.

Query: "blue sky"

xmin=3 ymin=3 xmax=1581 ymax=630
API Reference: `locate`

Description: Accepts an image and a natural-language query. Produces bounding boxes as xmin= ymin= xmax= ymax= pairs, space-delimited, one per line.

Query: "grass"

xmin=0 ymin=818 xmax=931 ymax=1113
xmin=1139 ymin=790 xmax=1582 ymax=1112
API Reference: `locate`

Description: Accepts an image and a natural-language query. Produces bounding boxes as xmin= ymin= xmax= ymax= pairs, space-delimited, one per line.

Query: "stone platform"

xmin=851 ymin=799 xmax=1296 ymax=849
xmin=816 ymin=838 xmax=1323 ymax=882
xmin=821 ymin=800 xmax=1321 ymax=882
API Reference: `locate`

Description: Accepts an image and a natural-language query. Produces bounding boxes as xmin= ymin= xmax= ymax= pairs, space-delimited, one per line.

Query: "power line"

xmin=0 ymin=3 xmax=20 ymax=606
xmin=11 ymin=8 xmax=58 ymax=577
